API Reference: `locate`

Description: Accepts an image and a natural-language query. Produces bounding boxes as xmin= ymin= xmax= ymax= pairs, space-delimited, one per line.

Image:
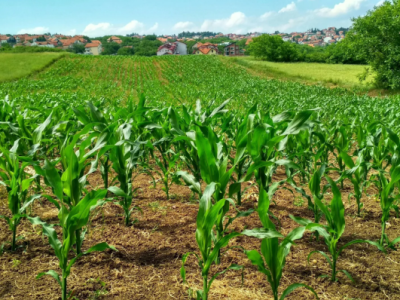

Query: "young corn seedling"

xmin=245 ymin=187 xmax=319 ymax=300
xmin=181 ymin=183 xmax=282 ymax=300
xmin=28 ymin=189 xmax=116 ymax=300
xmin=0 ymin=140 xmax=40 ymax=251
xmin=378 ymin=165 xmax=400 ymax=248
xmin=291 ymin=176 xmax=385 ymax=282
xmin=185 ymin=125 xmax=255 ymax=263
xmin=338 ymin=149 xmax=370 ymax=216
xmin=147 ymin=108 xmax=180 ymax=200
xmin=108 ymin=122 xmax=152 ymax=226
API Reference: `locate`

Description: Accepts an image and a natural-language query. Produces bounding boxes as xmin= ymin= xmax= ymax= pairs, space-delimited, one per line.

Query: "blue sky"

xmin=0 ymin=0 xmax=385 ymax=36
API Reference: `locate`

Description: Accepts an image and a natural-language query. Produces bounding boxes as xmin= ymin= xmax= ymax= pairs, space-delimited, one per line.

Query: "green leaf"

xmin=176 ymin=171 xmax=201 ymax=195
xmin=43 ymin=159 xmax=63 ymax=201
xmin=339 ymin=269 xmax=355 ymax=283
xmin=325 ymin=176 xmax=345 ymax=238
xmin=36 ymin=270 xmax=61 ymax=287
xmin=28 ymin=217 xmax=63 ymax=262
xmin=84 ymin=242 xmax=117 ymax=254
xmin=108 ymin=186 xmax=127 ymax=197
xmin=280 ymin=283 xmax=319 ymax=300
xmin=242 ymin=228 xmax=283 ymax=239
xmin=308 ymin=250 xmax=332 ymax=268
xmin=338 ymin=239 xmax=386 ymax=255
xmin=282 ymin=110 xmax=314 ymax=135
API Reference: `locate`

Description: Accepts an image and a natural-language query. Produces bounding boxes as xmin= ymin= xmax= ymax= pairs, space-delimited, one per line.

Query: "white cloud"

xmin=148 ymin=23 xmax=159 ymax=32
xmin=376 ymin=0 xmax=385 ymax=6
xmin=314 ymin=0 xmax=366 ymax=17
xmin=118 ymin=20 xmax=145 ymax=34
xmin=200 ymin=12 xmax=247 ymax=33
xmin=279 ymin=2 xmax=296 ymax=13
xmin=260 ymin=11 xmax=274 ymax=20
xmin=82 ymin=21 xmax=157 ymax=36
xmin=17 ymin=26 xmax=49 ymax=34
xmin=173 ymin=21 xmax=195 ymax=31
xmin=67 ymin=29 xmax=77 ymax=36
xmin=82 ymin=22 xmax=111 ymax=35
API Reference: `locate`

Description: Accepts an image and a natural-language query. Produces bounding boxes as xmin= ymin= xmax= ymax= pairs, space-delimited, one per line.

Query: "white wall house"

xmin=157 ymin=42 xmax=187 ymax=56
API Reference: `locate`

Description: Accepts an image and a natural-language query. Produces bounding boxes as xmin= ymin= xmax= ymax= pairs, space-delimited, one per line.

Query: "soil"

xmin=1 ymin=167 xmax=400 ymax=300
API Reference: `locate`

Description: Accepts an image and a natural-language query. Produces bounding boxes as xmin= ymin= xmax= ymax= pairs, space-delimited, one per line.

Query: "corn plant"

xmin=108 ymin=122 xmax=152 ymax=226
xmin=147 ymin=108 xmax=180 ymax=200
xmin=377 ymin=165 xmax=400 ymax=247
xmin=291 ymin=176 xmax=385 ymax=282
xmin=338 ymin=149 xmax=370 ymax=216
xmin=181 ymin=183 xmax=282 ymax=300
xmin=245 ymin=188 xmax=318 ymax=300
xmin=28 ymin=189 xmax=116 ymax=300
xmin=0 ymin=140 xmax=40 ymax=251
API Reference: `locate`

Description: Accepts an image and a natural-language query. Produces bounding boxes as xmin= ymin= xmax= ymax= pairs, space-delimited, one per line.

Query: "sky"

xmin=0 ymin=0 xmax=386 ymax=37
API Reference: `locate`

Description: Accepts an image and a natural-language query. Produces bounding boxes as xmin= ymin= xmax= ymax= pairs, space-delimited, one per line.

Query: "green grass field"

xmin=228 ymin=56 xmax=375 ymax=89
xmin=0 ymin=52 xmax=64 ymax=82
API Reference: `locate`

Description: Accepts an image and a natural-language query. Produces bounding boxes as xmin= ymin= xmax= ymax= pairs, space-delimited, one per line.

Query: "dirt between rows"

xmin=1 ymin=167 xmax=400 ymax=300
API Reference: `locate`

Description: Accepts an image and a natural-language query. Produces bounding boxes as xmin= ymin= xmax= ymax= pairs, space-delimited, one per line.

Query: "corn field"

xmin=1 ymin=55 xmax=400 ymax=299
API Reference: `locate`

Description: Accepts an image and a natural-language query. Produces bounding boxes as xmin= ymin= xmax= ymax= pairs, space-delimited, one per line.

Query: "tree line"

xmin=248 ymin=0 xmax=399 ymax=89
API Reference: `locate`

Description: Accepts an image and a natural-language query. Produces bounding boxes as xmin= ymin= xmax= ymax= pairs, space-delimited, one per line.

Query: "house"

xmin=193 ymin=43 xmax=219 ymax=55
xmin=324 ymin=36 xmax=334 ymax=43
xmin=60 ymin=37 xmax=85 ymax=50
xmin=245 ymin=38 xmax=253 ymax=46
xmin=282 ymin=36 xmax=292 ymax=42
xmin=107 ymin=36 xmax=122 ymax=44
xmin=31 ymin=41 xmax=55 ymax=48
xmin=0 ymin=35 xmax=8 ymax=44
xmin=85 ymin=40 xmax=102 ymax=55
xmin=224 ymin=43 xmax=240 ymax=56
xmin=157 ymin=37 xmax=168 ymax=43
xmin=157 ymin=41 xmax=187 ymax=56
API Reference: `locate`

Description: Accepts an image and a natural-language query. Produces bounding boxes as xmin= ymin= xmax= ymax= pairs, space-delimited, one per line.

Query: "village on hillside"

xmin=0 ymin=27 xmax=347 ymax=56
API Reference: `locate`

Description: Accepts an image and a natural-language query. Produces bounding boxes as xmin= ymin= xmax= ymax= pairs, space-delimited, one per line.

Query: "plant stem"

xmin=203 ymin=276 xmax=208 ymax=300
xmin=380 ymin=220 xmax=386 ymax=246
xmin=76 ymin=229 xmax=81 ymax=255
xmin=11 ymin=224 xmax=17 ymax=251
xmin=331 ymin=257 xmax=337 ymax=282
xmin=62 ymin=274 xmax=67 ymax=300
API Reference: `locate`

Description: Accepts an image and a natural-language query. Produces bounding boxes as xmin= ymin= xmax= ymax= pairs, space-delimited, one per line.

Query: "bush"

xmin=117 ymin=46 xmax=135 ymax=56
xmin=0 ymin=45 xmax=64 ymax=53
xmin=248 ymin=35 xmax=299 ymax=62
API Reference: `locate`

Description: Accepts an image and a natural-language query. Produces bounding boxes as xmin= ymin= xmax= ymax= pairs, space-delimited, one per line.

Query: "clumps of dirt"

xmin=1 ymin=169 xmax=400 ymax=299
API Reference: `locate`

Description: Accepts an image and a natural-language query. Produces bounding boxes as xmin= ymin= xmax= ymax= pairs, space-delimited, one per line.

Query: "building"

xmin=0 ymin=35 xmax=8 ymax=44
xmin=85 ymin=40 xmax=102 ymax=55
xmin=107 ymin=36 xmax=122 ymax=44
xmin=224 ymin=43 xmax=240 ymax=56
xmin=157 ymin=37 xmax=168 ymax=43
xmin=157 ymin=41 xmax=187 ymax=56
xmin=31 ymin=41 xmax=55 ymax=48
xmin=193 ymin=43 xmax=219 ymax=55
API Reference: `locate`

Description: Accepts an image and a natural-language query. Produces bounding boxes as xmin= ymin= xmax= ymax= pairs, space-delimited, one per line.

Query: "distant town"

xmin=0 ymin=27 xmax=348 ymax=56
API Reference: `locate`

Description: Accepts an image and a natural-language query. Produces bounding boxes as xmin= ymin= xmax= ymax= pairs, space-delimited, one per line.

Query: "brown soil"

xmin=1 ymin=167 xmax=400 ymax=300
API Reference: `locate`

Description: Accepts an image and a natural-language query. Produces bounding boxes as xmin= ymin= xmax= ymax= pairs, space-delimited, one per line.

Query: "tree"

xmin=144 ymin=35 xmax=157 ymax=41
xmin=248 ymin=34 xmax=299 ymax=62
xmin=0 ymin=43 xmax=12 ymax=51
xmin=83 ymin=36 xmax=92 ymax=43
xmin=117 ymin=46 xmax=135 ymax=55
xmin=101 ymin=42 xmax=121 ymax=55
xmin=36 ymin=36 xmax=46 ymax=42
xmin=346 ymin=0 xmax=400 ymax=88
xmin=68 ymin=43 xmax=85 ymax=54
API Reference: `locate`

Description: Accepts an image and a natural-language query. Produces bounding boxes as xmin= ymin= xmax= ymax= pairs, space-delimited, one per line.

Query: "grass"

xmin=0 ymin=52 xmax=65 ymax=82
xmin=226 ymin=56 xmax=375 ymax=90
